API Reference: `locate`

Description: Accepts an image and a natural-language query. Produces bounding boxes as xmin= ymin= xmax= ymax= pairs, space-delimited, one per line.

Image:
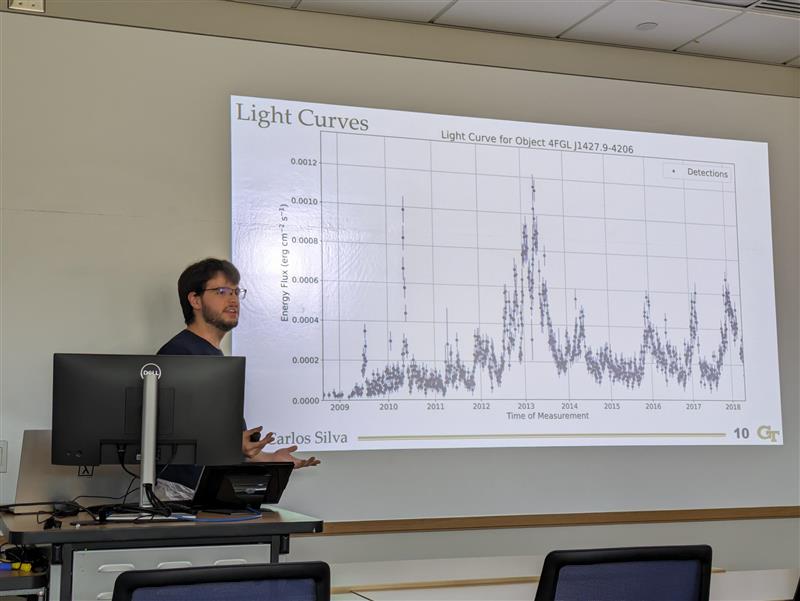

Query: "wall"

xmin=1 ymin=7 xmax=798 ymax=568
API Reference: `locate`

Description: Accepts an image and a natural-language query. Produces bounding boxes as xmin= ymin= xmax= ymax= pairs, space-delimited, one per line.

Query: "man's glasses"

xmin=202 ymin=286 xmax=247 ymax=300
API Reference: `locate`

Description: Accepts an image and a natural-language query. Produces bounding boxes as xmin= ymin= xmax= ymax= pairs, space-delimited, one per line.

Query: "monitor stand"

xmin=138 ymin=370 xmax=158 ymax=511
xmin=104 ymin=372 xmax=172 ymax=521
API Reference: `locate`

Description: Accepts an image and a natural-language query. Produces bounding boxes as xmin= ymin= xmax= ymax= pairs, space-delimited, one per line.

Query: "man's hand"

xmin=242 ymin=426 xmax=274 ymax=459
xmin=253 ymin=445 xmax=320 ymax=469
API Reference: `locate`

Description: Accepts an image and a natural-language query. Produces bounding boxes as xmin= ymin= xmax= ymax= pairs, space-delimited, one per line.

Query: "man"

xmin=157 ymin=258 xmax=319 ymax=492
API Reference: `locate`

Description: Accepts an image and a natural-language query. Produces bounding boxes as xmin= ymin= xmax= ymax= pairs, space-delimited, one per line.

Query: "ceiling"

xmin=230 ymin=0 xmax=800 ymax=68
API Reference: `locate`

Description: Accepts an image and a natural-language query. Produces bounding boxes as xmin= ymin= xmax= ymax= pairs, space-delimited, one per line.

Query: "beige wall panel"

xmin=293 ymin=518 xmax=800 ymax=571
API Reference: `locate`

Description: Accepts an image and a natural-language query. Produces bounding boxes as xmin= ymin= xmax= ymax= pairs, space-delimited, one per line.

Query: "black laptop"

xmin=191 ymin=462 xmax=294 ymax=511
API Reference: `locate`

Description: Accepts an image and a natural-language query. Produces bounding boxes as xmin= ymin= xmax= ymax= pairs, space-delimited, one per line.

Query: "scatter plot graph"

xmin=231 ymin=95 xmax=782 ymax=450
xmin=319 ymin=132 xmax=745 ymax=405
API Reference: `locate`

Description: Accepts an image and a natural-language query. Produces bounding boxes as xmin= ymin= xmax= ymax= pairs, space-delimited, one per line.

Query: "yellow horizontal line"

xmin=331 ymin=568 xmax=727 ymax=595
xmin=332 ymin=575 xmax=538 ymax=595
xmin=359 ymin=432 xmax=726 ymax=441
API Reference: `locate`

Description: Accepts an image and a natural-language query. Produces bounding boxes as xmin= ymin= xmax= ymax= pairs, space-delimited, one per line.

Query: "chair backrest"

xmin=534 ymin=545 xmax=712 ymax=601
xmin=112 ymin=561 xmax=329 ymax=601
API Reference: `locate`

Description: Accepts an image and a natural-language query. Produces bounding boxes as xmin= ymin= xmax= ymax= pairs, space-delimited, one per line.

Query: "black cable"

xmin=5 ymin=448 xmax=179 ymax=524
xmin=78 ymin=470 xmax=170 ymax=521
xmin=64 ymin=474 xmax=141 ymax=523
xmin=1 ymin=459 xmax=144 ymax=519
xmin=115 ymin=443 xmax=178 ymax=482
xmin=70 ymin=481 xmax=139 ymax=504
xmin=1 ymin=544 xmax=51 ymax=571
xmin=0 ymin=500 xmax=80 ymax=513
xmin=114 ymin=443 xmax=168 ymax=515
xmin=0 ymin=501 xmax=63 ymax=510
xmin=116 ymin=444 xmax=139 ymax=479
xmin=36 ymin=511 xmax=55 ymax=525
xmin=49 ymin=478 xmax=147 ymax=523
xmin=143 ymin=484 xmax=171 ymax=517
xmin=121 ymin=476 xmax=139 ymax=506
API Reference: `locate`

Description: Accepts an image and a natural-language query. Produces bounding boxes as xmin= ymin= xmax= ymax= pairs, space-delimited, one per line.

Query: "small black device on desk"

xmin=192 ymin=463 xmax=293 ymax=511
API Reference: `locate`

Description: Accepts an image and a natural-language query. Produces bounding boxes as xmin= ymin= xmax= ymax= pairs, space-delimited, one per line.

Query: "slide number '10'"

xmin=734 ymin=427 xmax=750 ymax=439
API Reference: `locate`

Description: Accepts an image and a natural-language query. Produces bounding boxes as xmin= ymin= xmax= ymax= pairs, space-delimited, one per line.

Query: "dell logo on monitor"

xmin=140 ymin=363 xmax=162 ymax=380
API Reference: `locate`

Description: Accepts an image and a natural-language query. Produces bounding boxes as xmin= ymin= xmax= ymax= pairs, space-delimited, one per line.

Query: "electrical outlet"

xmin=8 ymin=0 xmax=45 ymax=13
xmin=0 ymin=440 xmax=7 ymax=473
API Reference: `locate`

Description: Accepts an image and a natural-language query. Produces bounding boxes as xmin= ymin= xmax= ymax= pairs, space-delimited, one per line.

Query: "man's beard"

xmin=203 ymin=305 xmax=238 ymax=332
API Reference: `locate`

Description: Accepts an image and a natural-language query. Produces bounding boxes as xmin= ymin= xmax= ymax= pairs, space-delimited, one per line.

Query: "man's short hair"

xmin=178 ymin=258 xmax=241 ymax=324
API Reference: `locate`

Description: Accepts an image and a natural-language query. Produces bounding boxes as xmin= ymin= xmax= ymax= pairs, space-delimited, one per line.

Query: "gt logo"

xmin=757 ymin=425 xmax=780 ymax=443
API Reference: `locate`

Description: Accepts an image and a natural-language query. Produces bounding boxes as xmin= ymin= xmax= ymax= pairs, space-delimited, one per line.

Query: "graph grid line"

xmin=319 ymin=132 xmax=745 ymax=404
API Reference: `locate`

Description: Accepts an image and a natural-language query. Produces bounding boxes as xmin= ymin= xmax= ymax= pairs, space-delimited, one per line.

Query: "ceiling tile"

xmin=297 ymin=0 xmax=452 ymax=22
xmin=680 ymin=12 xmax=800 ymax=63
xmin=229 ymin=0 xmax=297 ymax=8
xmin=562 ymin=0 xmax=740 ymax=50
xmin=435 ymin=1 xmax=608 ymax=37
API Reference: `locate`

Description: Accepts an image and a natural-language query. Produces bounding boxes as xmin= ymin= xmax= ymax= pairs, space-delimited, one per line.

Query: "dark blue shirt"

xmin=157 ymin=330 xmax=223 ymax=489
xmin=157 ymin=329 xmax=223 ymax=357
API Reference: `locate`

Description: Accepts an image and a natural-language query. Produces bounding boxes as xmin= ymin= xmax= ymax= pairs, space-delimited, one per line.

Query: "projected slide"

xmin=231 ymin=95 xmax=782 ymax=450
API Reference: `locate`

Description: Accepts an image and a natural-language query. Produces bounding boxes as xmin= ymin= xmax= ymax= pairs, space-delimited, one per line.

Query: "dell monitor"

xmin=52 ymin=354 xmax=246 ymax=510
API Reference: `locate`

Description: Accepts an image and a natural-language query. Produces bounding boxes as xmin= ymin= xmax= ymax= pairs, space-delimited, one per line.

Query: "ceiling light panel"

xmin=751 ymin=0 xmax=800 ymax=16
xmin=562 ymin=0 xmax=740 ymax=50
xmin=297 ymin=0 xmax=452 ymax=22
xmin=435 ymin=0 xmax=608 ymax=37
xmin=687 ymin=0 xmax=756 ymax=6
xmin=682 ymin=11 xmax=800 ymax=62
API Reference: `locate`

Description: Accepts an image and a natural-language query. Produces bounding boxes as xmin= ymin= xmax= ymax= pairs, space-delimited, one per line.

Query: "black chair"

xmin=112 ymin=561 xmax=330 ymax=601
xmin=534 ymin=545 xmax=712 ymax=601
